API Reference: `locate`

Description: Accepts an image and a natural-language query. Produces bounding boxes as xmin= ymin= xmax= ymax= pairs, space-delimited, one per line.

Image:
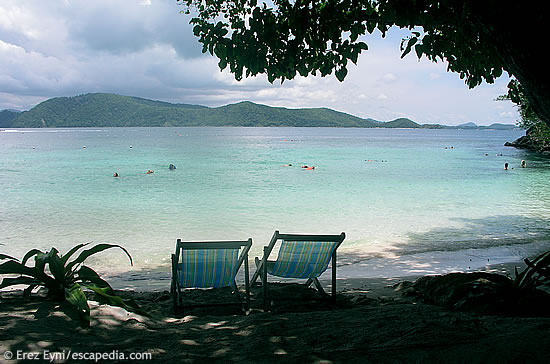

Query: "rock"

xmin=406 ymin=272 xmax=550 ymax=317
xmin=504 ymin=134 xmax=538 ymax=151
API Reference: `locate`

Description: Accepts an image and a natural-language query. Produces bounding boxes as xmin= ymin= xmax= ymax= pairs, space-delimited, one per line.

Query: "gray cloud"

xmin=65 ymin=1 xmax=203 ymax=59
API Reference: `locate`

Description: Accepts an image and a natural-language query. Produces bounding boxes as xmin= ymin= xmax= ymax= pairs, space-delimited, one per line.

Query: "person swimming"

xmin=521 ymin=160 xmax=526 ymax=168
xmin=169 ymin=164 xmax=176 ymax=170
xmin=113 ymin=172 xmax=119 ymax=177
xmin=146 ymin=169 xmax=154 ymax=174
xmin=504 ymin=163 xmax=509 ymax=170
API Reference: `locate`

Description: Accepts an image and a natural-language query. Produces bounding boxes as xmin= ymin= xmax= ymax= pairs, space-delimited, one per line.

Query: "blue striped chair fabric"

xmin=269 ymin=240 xmax=338 ymax=279
xmin=179 ymin=248 xmax=240 ymax=288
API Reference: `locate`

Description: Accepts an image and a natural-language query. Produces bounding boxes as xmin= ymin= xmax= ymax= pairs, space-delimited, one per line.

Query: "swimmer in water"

xmin=113 ymin=172 xmax=119 ymax=177
xmin=169 ymin=164 xmax=176 ymax=170
xmin=521 ymin=160 xmax=526 ymax=168
xmin=146 ymin=169 xmax=154 ymax=174
xmin=504 ymin=163 xmax=509 ymax=170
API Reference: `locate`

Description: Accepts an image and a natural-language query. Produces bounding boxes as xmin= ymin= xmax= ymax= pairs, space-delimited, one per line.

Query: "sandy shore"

xmin=2 ymin=269 xmax=550 ymax=363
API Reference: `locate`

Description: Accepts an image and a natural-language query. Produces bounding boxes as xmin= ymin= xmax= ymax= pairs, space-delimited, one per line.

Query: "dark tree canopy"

xmin=178 ymin=0 xmax=550 ymax=127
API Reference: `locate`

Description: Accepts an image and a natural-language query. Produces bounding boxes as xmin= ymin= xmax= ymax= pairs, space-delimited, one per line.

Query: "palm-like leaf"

xmin=78 ymin=265 xmax=113 ymax=290
xmin=21 ymin=249 xmax=44 ymax=266
xmin=1 ymin=243 xmax=145 ymax=328
xmin=87 ymin=285 xmax=149 ymax=317
xmin=515 ymin=251 xmax=550 ymax=289
xmin=65 ymin=283 xmax=91 ymax=328
xmin=0 ymin=260 xmax=57 ymax=286
xmin=0 ymin=276 xmax=40 ymax=289
xmin=61 ymin=243 xmax=89 ymax=265
xmin=0 ymin=253 xmax=17 ymax=261
xmin=65 ymin=243 xmax=133 ymax=273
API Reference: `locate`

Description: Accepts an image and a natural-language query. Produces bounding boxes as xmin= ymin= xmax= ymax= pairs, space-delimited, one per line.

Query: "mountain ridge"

xmin=0 ymin=93 xmax=517 ymax=130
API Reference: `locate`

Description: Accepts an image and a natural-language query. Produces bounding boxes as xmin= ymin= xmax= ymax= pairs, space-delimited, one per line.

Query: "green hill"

xmin=384 ymin=118 xmax=421 ymax=128
xmin=3 ymin=93 xmax=518 ymax=129
xmin=0 ymin=109 xmax=20 ymax=128
xmin=9 ymin=93 xmax=209 ymax=128
xmin=8 ymin=93 xmax=384 ymax=128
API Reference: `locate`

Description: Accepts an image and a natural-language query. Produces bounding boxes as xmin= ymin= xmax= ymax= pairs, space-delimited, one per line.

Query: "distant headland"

xmin=0 ymin=93 xmax=518 ymax=130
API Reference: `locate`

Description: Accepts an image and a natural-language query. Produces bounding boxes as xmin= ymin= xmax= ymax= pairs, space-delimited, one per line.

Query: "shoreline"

xmin=0 ymin=243 xmax=535 ymax=295
xmin=100 ymin=245 xmax=533 ymax=292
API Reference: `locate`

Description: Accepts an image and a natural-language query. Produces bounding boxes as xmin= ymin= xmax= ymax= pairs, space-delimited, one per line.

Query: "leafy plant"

xmin=515 ymin=250 xmax=550 ymax=291
xmin=0 ymin=243 xmax=147 ymax=327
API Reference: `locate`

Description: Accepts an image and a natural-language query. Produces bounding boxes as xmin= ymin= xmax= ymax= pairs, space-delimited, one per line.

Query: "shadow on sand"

xmin=2 ymin=277 xmax=550 ymax=363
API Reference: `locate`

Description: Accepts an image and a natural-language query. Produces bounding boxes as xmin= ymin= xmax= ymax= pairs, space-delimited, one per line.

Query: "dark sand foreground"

xmin=2 ymin=277 xmax=550 ymax=363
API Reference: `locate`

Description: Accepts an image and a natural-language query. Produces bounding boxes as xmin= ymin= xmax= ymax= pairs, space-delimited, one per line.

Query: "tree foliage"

xmin=499 ymin=79 xmax=550 ymax=151
xmin=178 ymin=0 xmax=550 ymax=127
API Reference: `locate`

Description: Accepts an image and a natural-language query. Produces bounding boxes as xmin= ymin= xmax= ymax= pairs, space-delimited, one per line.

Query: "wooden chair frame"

xmin=171 ymin=238 xmax=252 ymax=314
xmin=251 ymin=231 xmax=345 ymax=310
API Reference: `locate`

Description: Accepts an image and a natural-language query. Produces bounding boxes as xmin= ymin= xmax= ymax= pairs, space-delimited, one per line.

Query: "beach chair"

xmin=171 ymin=238 xmax=252 ymax=314
xmin=251 ymin=231 xmax=345 ymax=310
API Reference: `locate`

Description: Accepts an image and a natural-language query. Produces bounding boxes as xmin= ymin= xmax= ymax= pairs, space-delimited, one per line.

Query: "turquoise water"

xmin=2 ymin=127 xmax=550 ymax=286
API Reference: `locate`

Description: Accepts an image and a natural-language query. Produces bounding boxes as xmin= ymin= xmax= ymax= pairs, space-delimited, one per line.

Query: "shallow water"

xmin=1 ymin=127 xmax=549 ymax=287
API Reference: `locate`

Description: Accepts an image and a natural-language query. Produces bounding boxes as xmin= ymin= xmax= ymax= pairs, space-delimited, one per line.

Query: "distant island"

xmin=0 ymin=93 xmax=518 ymax=130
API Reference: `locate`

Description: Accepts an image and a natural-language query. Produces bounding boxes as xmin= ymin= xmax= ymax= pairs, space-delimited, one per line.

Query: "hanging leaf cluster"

xmin=178 ymin=0 xmax=507 ymax=87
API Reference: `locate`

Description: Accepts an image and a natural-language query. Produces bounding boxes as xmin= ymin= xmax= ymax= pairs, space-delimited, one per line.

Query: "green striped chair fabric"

xmin=179 ymin=248 xmax=239 ymax=288
xmin=269 ymin=240 xmax=338 ymax=279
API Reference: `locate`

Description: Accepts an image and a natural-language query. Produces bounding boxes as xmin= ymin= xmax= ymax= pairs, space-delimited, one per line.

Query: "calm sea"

xmin=2 ymin=127 xmax=550 ymax=288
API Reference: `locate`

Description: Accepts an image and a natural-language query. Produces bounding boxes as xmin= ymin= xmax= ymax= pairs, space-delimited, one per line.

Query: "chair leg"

xmin=254 ymin=257 xmax=262 ymax=284
xmin=232 ymin=281 xmax=241 ymax=299
xmin=332 ymin=250 xmax=337 ymax=304
xmin=244 ymin=257 xmax=250 ymax=311
xmin=312 ymin=277 xmax=327 ymax=296
xmin=262 ymin=247 xmax=269 ymax=311
xmin=173 ymin=288 xmax=181 ymax=315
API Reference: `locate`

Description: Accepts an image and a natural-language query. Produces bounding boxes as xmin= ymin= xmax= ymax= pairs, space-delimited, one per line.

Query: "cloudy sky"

xmin=0 ymin=0 xmax=518 ymax=125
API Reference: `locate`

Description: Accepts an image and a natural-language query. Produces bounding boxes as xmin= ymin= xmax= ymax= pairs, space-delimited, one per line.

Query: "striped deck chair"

xmin=251 ymin=231 xmax=345 ymax=310
xmin=171 ymin=238 xmax=252 ymax=314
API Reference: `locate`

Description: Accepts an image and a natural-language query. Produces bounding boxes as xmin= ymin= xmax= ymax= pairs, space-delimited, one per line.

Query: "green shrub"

xmin=0 ymin=243 xmax=147 ymax=327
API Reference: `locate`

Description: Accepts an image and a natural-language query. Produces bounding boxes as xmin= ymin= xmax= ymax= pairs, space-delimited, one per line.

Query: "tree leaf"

xmin=335 ymin=66 xmax=348 ymax=82
xmin=400 ymin=36 xmax=417 ymax=58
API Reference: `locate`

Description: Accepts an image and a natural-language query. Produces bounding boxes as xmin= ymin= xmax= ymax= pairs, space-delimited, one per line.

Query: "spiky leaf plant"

xmin=515 ymin=250 xmax=550 ymax=290
xmin=0 ymin=243 xmax=147 ymax=327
